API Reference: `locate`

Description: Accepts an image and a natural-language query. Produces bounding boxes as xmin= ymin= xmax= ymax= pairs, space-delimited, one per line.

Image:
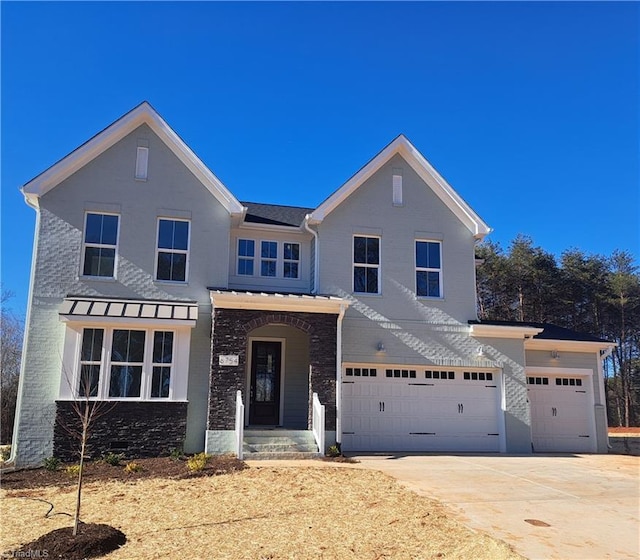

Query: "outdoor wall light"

xmin=551 ymin=350 xmax=560 ymax=359
xmin=477 ymin=346 xmax=485 ymax=357
xmin=377 ymin=342 xmax=386 ymax=352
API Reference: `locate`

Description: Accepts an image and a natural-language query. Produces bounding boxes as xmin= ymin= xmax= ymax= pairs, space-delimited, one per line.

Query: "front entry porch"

xmin=204 ymin=290 xmax=348 ymax=458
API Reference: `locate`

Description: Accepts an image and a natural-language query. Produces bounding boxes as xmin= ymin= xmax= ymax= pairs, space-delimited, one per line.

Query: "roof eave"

xmin=525 ymin=338 xmax=617 ymax=353
xmin=309 ymin=135 xmax=491 ymax=239
xmin=20 ymin=101 xmax=244 ymax=215
xmin=470 ymin=324 xmax=545 ymax=339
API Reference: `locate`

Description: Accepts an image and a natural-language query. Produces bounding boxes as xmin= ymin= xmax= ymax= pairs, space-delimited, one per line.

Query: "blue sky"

xmin=2 ymin=1 xmax=638 ymax=315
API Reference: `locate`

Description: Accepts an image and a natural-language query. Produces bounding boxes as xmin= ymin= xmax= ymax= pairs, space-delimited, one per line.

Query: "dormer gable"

xmin=20 ymin=101 xmax=244 ymax=216
xmin=308 ymin=135 xmax=491 ymax=240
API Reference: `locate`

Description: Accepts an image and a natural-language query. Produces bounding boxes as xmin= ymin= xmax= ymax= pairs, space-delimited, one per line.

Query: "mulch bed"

xmin=1 ymin=455 xmax=247 ymax=491
xmin=13 ymin=523 xmax=126 ymax=560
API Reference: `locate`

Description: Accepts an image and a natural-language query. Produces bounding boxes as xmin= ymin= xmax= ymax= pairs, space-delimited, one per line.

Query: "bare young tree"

xmin=58 ymin=365 xmax=116 ymax=536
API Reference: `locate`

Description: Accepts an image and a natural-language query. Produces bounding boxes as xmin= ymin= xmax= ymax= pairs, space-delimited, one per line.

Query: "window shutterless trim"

xmin=353 ymin=235 xmax=381 ymax=294
xmin=260 ymin=240 xmax=278 ymax=277
xmin=415 ymin=239 xmax=443 ymax=298
xmin=154 ymin=217 xmax=190 ymax=283
xmin=80 ymin=211 xmax=120 ymax=279
xmin=237 ymin=238 xmax=256 ymax=276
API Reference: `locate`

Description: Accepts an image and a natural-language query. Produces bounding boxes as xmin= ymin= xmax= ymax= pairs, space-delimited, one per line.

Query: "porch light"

xmin=551 ymin=350 xmax=560 ymax=359
xmin=376 ymin=342 xmax=386 ymax=353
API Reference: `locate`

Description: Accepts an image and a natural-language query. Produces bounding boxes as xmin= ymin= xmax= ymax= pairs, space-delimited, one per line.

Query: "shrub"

xmin=169 ymin=447 xmax=183 ymax=461
xmin=43 ymin=457 xmax=61 ymax=471
xmin=187 ymin=452 xmax=210 ymax=472
xmin=101 ymin=452 xmax=124 ymax=466
xmin=124 ymin=461 xmax=143 ymax=473
xmin=326 ymin=444 xmax=341 ymax=458
xmin=65 ymin=464 xmax=81 ymax=478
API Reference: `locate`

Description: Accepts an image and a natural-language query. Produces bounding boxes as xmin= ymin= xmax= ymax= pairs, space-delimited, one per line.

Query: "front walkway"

xmin=351 ymin=453 xmax=640 ymax=560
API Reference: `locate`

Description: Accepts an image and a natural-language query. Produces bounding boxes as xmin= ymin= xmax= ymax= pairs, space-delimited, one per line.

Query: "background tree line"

xmin=476 ymin=235 xmax=640 ymax=427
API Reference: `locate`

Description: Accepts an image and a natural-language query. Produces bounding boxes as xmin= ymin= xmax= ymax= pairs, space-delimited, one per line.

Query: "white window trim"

xmin=415 ymin=239 xmax=443 ymax=299
xmin=260 ymin=240 xmax=278 ymax=277
xmin=353 ymin=235 xmax=381 ymax=295
xmin=283 ymin=242 xmax=300 ymax=279
xmin=59 ymin=323 xmax=191 ymax=402
xmin=80 ymin=211 xmax=120 ymax=280
xmin=237 ymin=238 xmax=256 ymax=276
xmin=154 ymin=217 xmax=191 ymax=284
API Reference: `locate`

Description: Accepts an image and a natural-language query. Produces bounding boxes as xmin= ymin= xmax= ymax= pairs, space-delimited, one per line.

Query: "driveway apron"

xmin=352 ymin=454 xmax=640 ymax=560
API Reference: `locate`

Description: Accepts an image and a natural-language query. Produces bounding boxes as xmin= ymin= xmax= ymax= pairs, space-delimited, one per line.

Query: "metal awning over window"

xmin=59 ymin=297 xmax=198 ymax=326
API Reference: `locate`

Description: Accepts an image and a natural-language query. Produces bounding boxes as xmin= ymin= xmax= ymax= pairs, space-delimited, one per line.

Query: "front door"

xmin=249 ymin=341 xmax=282 ymax=425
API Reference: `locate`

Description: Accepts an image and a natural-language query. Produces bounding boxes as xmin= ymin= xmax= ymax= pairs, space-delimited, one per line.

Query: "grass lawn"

xmin=1 ymin=460 xmax=523 ymax=559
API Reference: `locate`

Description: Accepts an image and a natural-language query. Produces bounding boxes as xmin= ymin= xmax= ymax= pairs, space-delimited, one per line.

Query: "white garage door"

xmin=342 ymin=366 xmax=502 ymax=452
xmin=527 ymin=374 xmax=594 ymax=453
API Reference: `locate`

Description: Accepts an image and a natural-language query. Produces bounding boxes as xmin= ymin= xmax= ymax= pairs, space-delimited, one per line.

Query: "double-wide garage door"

xmin=342 ymin=367 xmax=502 ymax=452
xmin=527 ymin=373 xmax=594 ymax=453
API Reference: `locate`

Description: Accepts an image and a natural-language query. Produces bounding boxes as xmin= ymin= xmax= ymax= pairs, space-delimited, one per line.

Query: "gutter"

xmin=303 ymin=215 xmax=319 ymax=294
xmin=335 ymin=302 xmax=347 ymax=448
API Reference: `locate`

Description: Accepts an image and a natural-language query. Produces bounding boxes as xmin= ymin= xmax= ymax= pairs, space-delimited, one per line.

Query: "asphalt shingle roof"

xmin=241 ymin=201 xmax=314 ymax=227
xmin=468 ymin=320 xmax=611 ymax=343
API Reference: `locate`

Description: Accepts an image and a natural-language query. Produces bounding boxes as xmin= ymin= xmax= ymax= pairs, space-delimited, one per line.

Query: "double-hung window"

xmin=261 ymin=241 xmax=278 ymax=277
xmin=156 ymin=218 xmax=190 ymax=282
xmin=416 ymin=240 xmax=442 ymax=298
xmin=82 ymin=213 xmax=119 ymax=278
xmin=109 ymin=329 xmax=145 ymax=397
xmin=283 ymin=243 xmax=300 ymax=279
xmin=78 ymin=328 xmax=103 ymax=397
xmin=238 ymin=239 xmax=255 ymax=275
xmin=353 ymin=236 xmax=380 ymax=294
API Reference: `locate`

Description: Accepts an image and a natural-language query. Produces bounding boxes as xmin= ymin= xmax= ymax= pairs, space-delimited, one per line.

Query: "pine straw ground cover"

xmin=2 ymin=463 xmax=522 ymax=560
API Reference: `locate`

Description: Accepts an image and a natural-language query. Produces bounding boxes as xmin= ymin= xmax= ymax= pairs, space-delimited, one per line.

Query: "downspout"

xmin=303 ymin=215 xmax=319 ymax=294
xmin=335 ymin=303 xmax=347 ymax=449
xmin=7 ymin=196 xmax=41 ymax=467
xmin=599 ymin=345 xmax=616 ymax=450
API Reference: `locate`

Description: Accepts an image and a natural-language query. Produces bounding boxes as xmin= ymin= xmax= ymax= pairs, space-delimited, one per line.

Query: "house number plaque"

xmin=219 ymin=355 xmax=239 ymax=366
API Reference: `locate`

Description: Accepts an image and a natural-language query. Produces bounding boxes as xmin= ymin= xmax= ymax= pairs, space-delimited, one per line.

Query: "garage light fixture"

xmin=376 ymin=342 xmax=386 ymax=353
xmin=551 ymin=350 xmax=560 ymax=359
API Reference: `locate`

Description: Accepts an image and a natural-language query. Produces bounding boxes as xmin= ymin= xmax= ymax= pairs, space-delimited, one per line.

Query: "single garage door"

xmin=527 ymin=374 xmax=594 ymax=453
xmin=341 ymin=366 xmax=502 ymax=452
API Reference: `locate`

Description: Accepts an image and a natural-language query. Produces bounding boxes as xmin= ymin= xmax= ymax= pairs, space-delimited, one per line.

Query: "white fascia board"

xmin=237 ymin=222 xmax=310 ymax=235
xmin=525 ymin=338 xmax=616 ymax=353
xmin=469 ymin=324 xmax=544 ymax=339
xmin=21 ymin=102 xmax=244 ymax=215
xmin=210 ymin=291 xmax=349 ymax=314
xmin=59 ymin=315 xmax=197 ymax=328
xmin=309 ymin=135 xmax=491 ymax=239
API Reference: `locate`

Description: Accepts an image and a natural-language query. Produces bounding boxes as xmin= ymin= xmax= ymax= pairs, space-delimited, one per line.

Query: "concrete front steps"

xmin=243 ymin=429 xmax=322 ymax=460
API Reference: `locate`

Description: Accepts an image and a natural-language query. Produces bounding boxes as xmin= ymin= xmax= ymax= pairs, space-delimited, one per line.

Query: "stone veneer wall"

xmin=53 ymin=401 xmax=188 ymax=461
xmin=208 ymin=309 xmax=337 ymax=431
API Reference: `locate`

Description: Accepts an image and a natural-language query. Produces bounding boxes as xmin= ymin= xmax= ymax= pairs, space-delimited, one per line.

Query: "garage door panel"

xmin=528 ymin=375 xmax=593 ymax=453
xmin=342 ymin=372 xmax=501 ymax=452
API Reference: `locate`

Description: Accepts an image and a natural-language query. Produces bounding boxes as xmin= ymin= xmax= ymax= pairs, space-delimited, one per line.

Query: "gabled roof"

xmin=242 ymin=201 xmax=313 ymax=228
xmin=21 ymin=101 xmax=244 ymax=215
xmin=309 ymin=134 xmax=491 ymax=240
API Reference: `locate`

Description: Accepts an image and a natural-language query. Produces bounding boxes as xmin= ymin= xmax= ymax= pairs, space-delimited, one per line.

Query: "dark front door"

xmin=249 ymin=341 xmax=282 ymax=425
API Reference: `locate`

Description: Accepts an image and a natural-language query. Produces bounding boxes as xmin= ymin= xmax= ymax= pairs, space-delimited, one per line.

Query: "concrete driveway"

xmin=352 ymin=453 xmax=639 ymax=560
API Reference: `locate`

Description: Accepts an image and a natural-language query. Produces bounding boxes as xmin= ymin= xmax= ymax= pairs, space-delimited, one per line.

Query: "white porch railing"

xmin=312 ymin=392 xmax=325 ymax=455
xmin=235 ymin=390 xmax=245 ymax=460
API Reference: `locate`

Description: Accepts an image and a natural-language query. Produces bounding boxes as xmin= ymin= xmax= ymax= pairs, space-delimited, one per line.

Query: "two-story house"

xmin=10 ymin=102 xmax=614 ymax=467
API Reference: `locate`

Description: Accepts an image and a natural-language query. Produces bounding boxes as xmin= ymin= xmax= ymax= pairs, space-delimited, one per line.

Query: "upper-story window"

xmin=416 ymin=240 xmax=442 ymax=298
xmin=238 ymin=239 xmax=255 ymax=275
xmin=354 ymin=235 xmax=380 ymax=294
xmin=261 ymin=241 xmax=277 ymax=277
xmin=237 ymin=239 xmax=300 ymax=279
xmin=156 ymin=218 xmax=190 ymax=282
xmin=283 ymin=243 xmax=300 ymax=279
xmin=82 ymin=212 xmax=119 ymax=278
